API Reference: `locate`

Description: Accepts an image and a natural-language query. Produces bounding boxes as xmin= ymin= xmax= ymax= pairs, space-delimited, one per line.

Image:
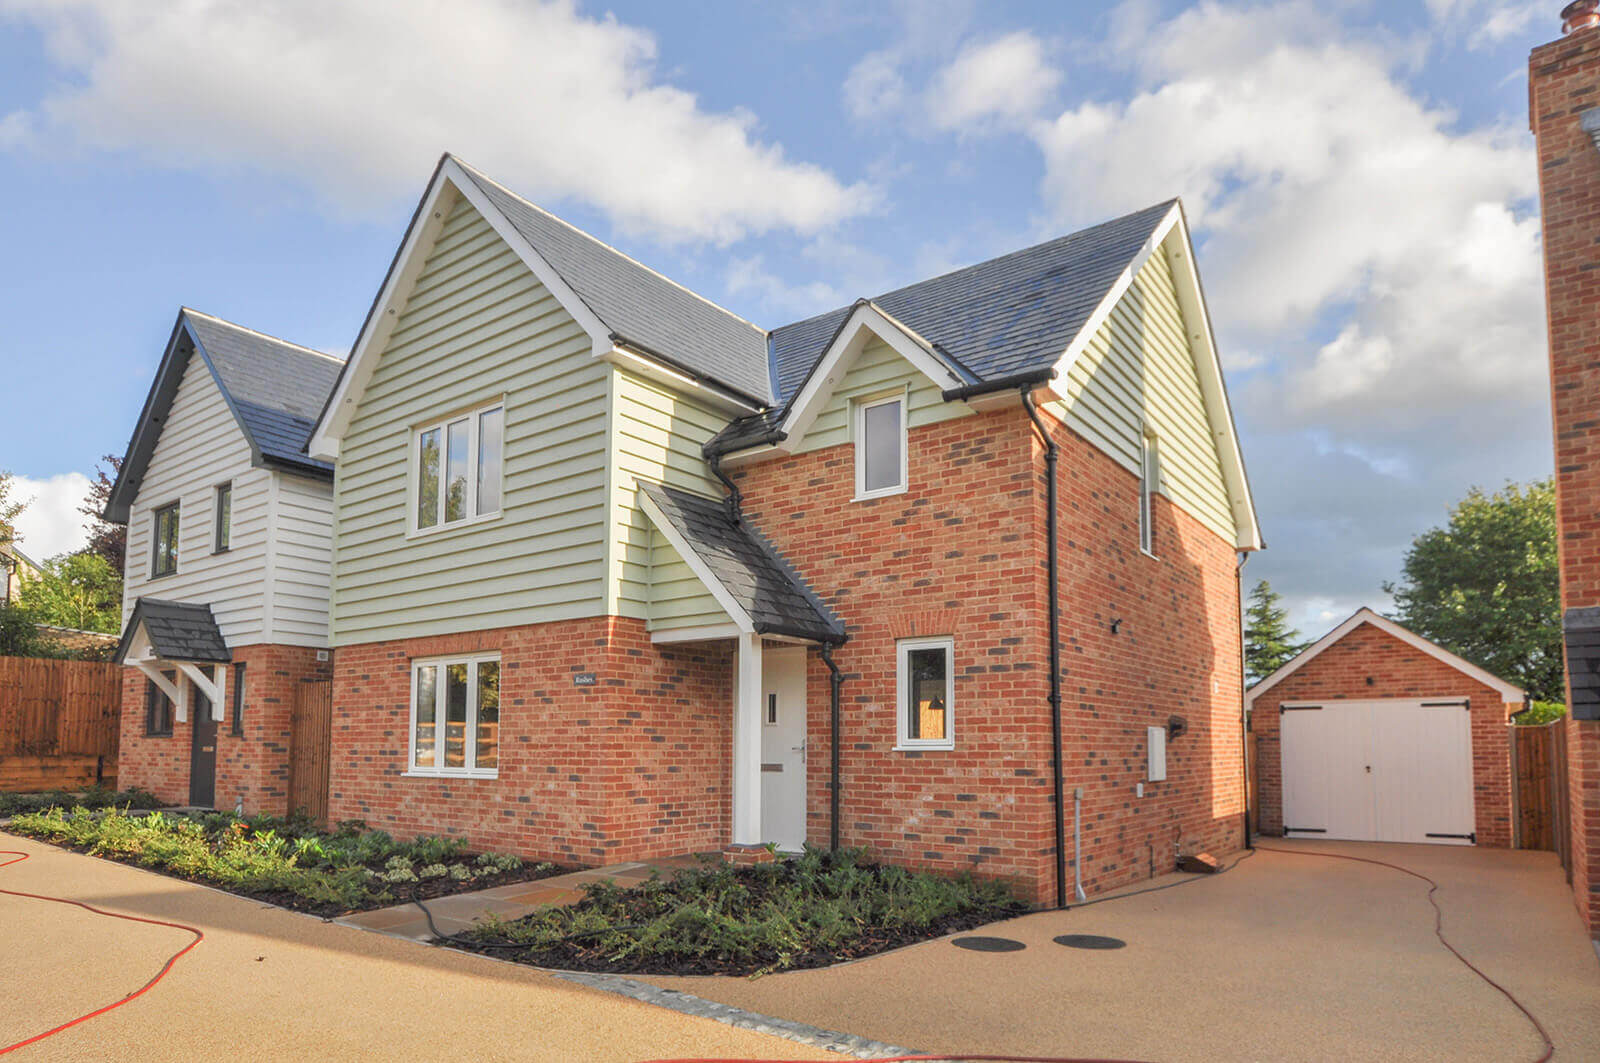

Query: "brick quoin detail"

xmin=119 ymin=644 xmax=332 ymax=815
xmin=1249 ymin=623 xmax=1514 ymax=848
xmin=735 ymin=404 xmax=1245 ymax=905
xmin=326 ymin=618 xmax=732 ymax=866
xmin=1531 ymin=24 xmax=1600 ymax=935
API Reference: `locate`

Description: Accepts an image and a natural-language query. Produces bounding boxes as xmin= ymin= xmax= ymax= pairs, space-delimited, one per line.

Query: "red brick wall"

xmin=1531 ymin=25 xmax=1600 ymax=934
xmin=118 ymin=644 xmax=332 ymax=814
xmin=735 ymin=404 xmax=1245 ymax=904
xmin=1249 ymin=623 xmax=1513 ymax=847
xmin=326 ymin=617 xmax=732 ymax=865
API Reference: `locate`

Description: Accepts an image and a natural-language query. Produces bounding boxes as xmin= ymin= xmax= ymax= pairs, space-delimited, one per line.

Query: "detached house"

xmin=305 ymin=155 xmax=1260 ymax=906
xmin=106 ymin=309 xmax=343 ymax=813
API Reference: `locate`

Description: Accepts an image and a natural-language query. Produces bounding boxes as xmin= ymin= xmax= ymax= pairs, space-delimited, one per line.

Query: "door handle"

xmin=202 ymin=746 xmax=215 ymax=753
xmin=793 ymin=739 xmax=806 ymax=763
xmin=1365 ymin=765 xmax=1371 ymax=773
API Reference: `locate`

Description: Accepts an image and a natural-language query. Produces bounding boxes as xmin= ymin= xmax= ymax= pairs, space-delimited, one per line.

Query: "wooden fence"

xmin=0 ymin=656 xmax=121 ymax=791
xmin=1511 ymin=721 xmax=1569 ymax=872
xmin=288 ymin=680 xmax=332 ymax=822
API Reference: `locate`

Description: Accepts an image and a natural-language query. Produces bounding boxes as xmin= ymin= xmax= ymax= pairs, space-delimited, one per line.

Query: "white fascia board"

xmin=636 ymin=487 xmax=756 ymax=635
xmin=1048 ymin=201 xmax=1262 ymax=552
xmin=650 ymin=623 xmax=743 ymax=644
xmin=1245 ymin=608 xmax=1525 ymax=706
xmin=308 ymin=157 xmax=614 ymax=460
xmin=778 ymin=302 xmax=966 ymax=450
xmin=602 ymin=346 xmax=762 ymax=416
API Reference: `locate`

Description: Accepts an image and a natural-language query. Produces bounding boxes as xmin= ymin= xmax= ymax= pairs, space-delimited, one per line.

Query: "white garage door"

xmin=1280 ymin=698 xmax=1476 ymax=845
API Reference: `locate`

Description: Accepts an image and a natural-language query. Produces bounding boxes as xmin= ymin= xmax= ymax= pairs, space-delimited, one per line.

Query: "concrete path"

xmin=643 ymin=840 xmax=1600 ymax=1062
xmin=0 ymin=832 xmax=829 ymax=1062
xmin=337 ymin=854 xmax=705 ymax=941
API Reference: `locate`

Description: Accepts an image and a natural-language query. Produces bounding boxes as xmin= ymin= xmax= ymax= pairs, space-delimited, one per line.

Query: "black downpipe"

xmin=706 ymin=449 xmax=743 ymax=526
xmin=822 ymin=643 xmax=844 ymax=851
xmin=1019 ymin=387 xmax=1067 ymax=910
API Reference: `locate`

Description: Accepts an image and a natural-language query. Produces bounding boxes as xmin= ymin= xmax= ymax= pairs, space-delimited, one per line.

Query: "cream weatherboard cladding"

xmin=791 ymin=336 xmax=971 ymax=455
xmin=1048 ymin=244 xmax=1235 ymax=543
xmin=329 ymin=196 xmax=611 ymax=645
xmin=647 ymin=528 xmax=733 ymax=632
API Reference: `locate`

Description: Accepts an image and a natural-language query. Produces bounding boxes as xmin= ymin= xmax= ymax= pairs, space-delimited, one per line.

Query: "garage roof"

xmin=1246 ymin=607 xmax=1525 ymax=705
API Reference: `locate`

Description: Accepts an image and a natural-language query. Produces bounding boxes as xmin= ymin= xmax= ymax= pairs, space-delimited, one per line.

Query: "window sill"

xmin=405 ymin=511 xmax=502 ymax=541
xmin=145 ymin=732 xmax=172 ymax=739
xmin=893 ymin=743 xmax=954 ymax=753
xmin=1139 ymin=547 xmax=1160 ymax=562
xmin=402 ymin=769 xmax=500 ymax=780
xmin=212 ymin=547 xmax=230 ymax=556
xmin=854 ymin=485 xmax=908 ymax=503
xmin=147 ymin=571 xmax=178 ymax=581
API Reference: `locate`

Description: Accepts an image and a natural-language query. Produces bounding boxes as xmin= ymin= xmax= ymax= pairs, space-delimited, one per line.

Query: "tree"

xmin=79 ymin=454 xmax=125 ymax=574
xmin=1245 ymin=579 xmax=1307 ymax=685
xmin=0 ymin=603 xmax=43 ymax=657
xmin=0 ymin=469 xmax=24 ymax=551
xmin=1384 ymin=479 xmax=1562 ymax=702
xmin=21 ymin=551 xmax=123 ymax=634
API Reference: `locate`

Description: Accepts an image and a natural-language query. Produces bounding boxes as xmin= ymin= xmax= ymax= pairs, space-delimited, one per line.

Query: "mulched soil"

xmin=443 ymin=902 xmax=1027 ymax=977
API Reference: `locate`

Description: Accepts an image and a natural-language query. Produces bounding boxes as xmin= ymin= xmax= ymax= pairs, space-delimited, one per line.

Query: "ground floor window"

xmin=896 ymin=637 xmax=954 ymax=750
xmin=145 ymin=671 xmax=175 ymax=736
xmin=408 ymin=654 xmax=500 ymax=777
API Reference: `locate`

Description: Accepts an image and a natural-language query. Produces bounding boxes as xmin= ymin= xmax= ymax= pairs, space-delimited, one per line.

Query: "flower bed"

xmin=459 ymin=847 xmax=1028 ymax=976
xmin=4 ymin=806 xmax=565 ymax=917
xmin=0 ymin=785 xmax=163 ymax=817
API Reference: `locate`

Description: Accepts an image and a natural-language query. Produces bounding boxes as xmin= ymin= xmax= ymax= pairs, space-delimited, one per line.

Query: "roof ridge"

xmin=448 ymin=156 xmax=770 ymax=340
xmin=181 ymin=307 xmax=346 ymax=365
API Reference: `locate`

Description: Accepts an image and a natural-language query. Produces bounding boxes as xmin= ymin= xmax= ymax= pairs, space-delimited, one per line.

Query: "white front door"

xmin=760 ymin=646 xmax=808 ymax=850
xmin=1281 ymin=698 xmax=1476 ymax=845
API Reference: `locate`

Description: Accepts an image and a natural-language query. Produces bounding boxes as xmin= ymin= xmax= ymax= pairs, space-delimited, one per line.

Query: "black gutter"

xmin=822 ymin=642 xmax=845 ymax=851
xmin=1018 ymin=386 xmax=1068 ymax=910
xmin=611 ymin=334 xmax=770 ymax=411
xmin=941 ymin=367 xmax=1056 ymax=403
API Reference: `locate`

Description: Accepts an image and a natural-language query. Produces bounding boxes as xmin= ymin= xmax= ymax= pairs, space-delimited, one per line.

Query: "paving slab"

xmin=0 ymin=831 xmax=831 ymax=1061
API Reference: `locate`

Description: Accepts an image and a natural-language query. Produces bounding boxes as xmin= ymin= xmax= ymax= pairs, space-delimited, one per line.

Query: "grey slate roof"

xmin=711 ymin=199 xmax=1178 ymax=453
xmin=105 ymin=310 xmax=344 ymax=523
xmin=115 ymin=598 xmax=232 ymax=664
xmin=639 ymin=482 xmax=844 ymax=643
xmin=452 ymin=158 xmax=773 ymax=404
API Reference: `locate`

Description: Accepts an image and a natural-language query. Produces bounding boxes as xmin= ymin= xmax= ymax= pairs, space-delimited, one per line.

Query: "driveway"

xmin=644 ymin=840 xmax=1600 ymax=1062
xmin=0 ymin=831 xmax=831 ymax=1061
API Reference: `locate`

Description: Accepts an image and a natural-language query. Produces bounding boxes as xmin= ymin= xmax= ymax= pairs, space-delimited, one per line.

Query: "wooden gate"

xmin=287 ymin=679 xmax=332 ymax=822
xmin=1511 ymin=721 xmax=1567 ymax=859
xmin=0 ymin=656 xmax=121 ymax=790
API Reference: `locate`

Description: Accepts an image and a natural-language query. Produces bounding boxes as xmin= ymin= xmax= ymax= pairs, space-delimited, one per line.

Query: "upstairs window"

xmin=152 ymin=502 xmax=180 ymax=577
xmin=855 ymin=394 xmax=906 ymax=500
xmin=414 ymin=403 xmax=503 ymax=532
xmin=1139 ymin=430 xmax=1159 ymax=557
xmin=214 ymin=482 xmax=232 ymax=553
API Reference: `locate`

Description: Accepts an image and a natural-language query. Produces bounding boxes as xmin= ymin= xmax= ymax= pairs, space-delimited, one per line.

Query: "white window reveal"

xmin=855 ymin=393 xmax=907 ymax=500
xmin=1139 ymin=430 xmax=1159 ymax=558
xmin=408 ymin=654 xmax=501 ymax=777
xmin=896 ymin=637 xmax=954 ymax=750
xmin=414 ymin=402 xmax=504 ymax=533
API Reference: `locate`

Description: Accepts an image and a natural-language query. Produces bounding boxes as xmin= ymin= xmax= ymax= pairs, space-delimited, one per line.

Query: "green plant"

xmin=1517 ymin=700 xmax=1567 ymax=725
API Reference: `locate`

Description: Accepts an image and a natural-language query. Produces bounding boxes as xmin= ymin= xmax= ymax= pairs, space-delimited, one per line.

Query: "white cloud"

xmin=1425 ymin=0 xmax=1546 ymax=48
xmin=0 ymin=0 xmax=872 ymax=244
xmin=725 ymin=254 xmax=845 ymax=320
xmin=928 ymin=32 xmax=1060 ymax=131
xmin=844 ymin=50 xmax=909 ymax=121
xmin=9 ymin=473 xmax=90 ymax=562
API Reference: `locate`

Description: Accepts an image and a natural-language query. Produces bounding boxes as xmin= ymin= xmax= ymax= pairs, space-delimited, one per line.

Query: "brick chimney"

xmin=1531 ymin=7 xmax=1600 ymax=938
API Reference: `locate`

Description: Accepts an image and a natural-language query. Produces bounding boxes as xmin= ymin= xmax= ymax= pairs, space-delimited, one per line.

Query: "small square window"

xmin=896 ymin=637 xmax=954 ymax=750
xmin=855 ymin=394 xmax=906 ymax=499
xmin=151 ymin=502 xmax=179 ymax=577
xmin=214 ymin=482 xmax=232 ymax=552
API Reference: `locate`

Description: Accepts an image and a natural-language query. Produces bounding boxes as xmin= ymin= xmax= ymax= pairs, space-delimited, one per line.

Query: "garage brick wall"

xmin=1250 ymin=622 xmax=1513 ymax=847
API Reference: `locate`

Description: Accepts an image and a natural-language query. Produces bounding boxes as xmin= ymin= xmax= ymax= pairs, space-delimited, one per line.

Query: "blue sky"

xmin=0 ymin=0 xmax=1562 ymax=635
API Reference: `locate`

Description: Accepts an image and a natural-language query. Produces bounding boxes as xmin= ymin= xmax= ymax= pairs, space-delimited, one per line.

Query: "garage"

xmin=1250 ymin=608 xmax=1523 ymax=848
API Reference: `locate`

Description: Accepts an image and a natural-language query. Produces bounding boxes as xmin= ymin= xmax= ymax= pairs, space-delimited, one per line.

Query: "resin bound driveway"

xmin=0 ymin=831 xmax=831 ymax=1062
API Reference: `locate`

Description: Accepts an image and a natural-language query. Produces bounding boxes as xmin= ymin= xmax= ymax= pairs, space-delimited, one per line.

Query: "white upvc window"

xmin=896 ymin=636 xmax=954 ymax=750
xmin=407 ymin=653 xmax=501 ymax=778
xmin=412 ymin=401 xmax=504 ymax=534
xmin=854 ymin=392 xmax=907 ymax=500
xmin=1139 ymin=429 xmax=1159 ymax=558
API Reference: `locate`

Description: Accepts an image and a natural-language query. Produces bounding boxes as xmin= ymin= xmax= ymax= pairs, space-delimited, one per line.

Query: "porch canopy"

xmin=114 ymin=597 xmax=232 ymax=722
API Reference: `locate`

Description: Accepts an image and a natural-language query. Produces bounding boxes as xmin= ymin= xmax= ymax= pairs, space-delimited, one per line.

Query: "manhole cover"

xmin=952 ymin=936 xmax=1026 ymax=953
xmin=1054 ymin=934 xmax=1126 ymax=950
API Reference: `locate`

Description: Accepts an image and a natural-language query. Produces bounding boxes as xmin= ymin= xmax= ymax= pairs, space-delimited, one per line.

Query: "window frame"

xmin=151 ymin=501 xmax=180 ymax=578
xmin=213 ymin=481 xmax=232 ymax=554
xmin=229 ymin=662 xmax=246 ymax=737
xmin=404 ymin=652 xmax=501 ymax=778
xmin=408 ymin=400 xmax=505 ymax=537
xmin=144 ymin=673 xmax=175 ymax=736
xmin=1139 ymin=429 xmax=1159 ymax=559
xmin=895 ymin=636 xmax=955 ymax=751
xmin=853 ymin=392 xmax=908 ymax=501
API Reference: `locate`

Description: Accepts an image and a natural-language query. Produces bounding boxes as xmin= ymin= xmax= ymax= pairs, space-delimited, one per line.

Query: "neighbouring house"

xmin=0 ymin=543 xmax=40 ymax=607
xmin=305 ymin=154 xmax=1261 ymax=905
xmin=1531 ymin=0 xmax=1600 ymax=938
xmin=1248 ymin=608 xmax=1520 ymax=848
xmin=104 ymin=308 xmax=343 ymax=813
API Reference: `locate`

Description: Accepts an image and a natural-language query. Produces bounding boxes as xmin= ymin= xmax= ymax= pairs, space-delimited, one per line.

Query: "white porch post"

xmin=731 ymin=631 xmax=764 ymax=846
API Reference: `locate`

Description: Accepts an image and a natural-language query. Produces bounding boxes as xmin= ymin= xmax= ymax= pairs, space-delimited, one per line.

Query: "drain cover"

xmin=1054 ymin=934 xmax=1126 ymax=950
xmin=952 ymin=936 xmax=1026 ymax=953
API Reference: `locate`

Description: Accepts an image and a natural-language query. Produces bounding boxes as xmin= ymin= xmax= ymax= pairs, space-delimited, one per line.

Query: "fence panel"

xmin=0 ymin=656 xmax=121 ymax=788
xmin=288 ymin=680 xmax=333 ymax=822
